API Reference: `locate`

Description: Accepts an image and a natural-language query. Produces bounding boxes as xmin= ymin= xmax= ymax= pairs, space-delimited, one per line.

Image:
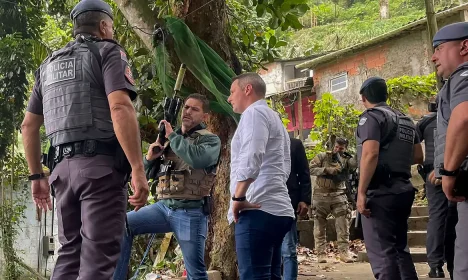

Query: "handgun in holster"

xmin=203 ymin=195 xmax=213 ymax=216
xmin=41 ymin=146 xmax=57 ymax=197
xmin=453 ymin=160 xmax=468 ymax=198
xmin=114 ymin=143 xmax=132 ymax=178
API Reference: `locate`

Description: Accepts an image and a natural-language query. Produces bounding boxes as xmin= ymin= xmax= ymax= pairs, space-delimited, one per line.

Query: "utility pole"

xmin=424 ymin=0 xmax=443 ymax=89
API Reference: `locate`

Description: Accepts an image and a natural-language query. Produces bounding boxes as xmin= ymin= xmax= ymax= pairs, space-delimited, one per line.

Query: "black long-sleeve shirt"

xmin=286 ymin=138 xmax=312 ymax=209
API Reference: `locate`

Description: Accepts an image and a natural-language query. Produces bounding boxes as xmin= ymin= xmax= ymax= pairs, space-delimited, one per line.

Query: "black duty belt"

xmin=54 ymin=140 xmax=116 ymax=163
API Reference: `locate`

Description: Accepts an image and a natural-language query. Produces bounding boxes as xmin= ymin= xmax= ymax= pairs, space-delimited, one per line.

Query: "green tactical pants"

xmin=313 ymin=194 xmax=350 ymax=255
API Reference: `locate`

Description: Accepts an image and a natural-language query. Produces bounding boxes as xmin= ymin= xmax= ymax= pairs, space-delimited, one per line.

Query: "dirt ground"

xmin=298 ymin=262 xmax=451 ymax=279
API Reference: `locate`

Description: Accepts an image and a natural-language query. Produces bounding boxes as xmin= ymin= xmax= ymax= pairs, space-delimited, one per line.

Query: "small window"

xmin=330 ymin=73 xmax=348 ymax=93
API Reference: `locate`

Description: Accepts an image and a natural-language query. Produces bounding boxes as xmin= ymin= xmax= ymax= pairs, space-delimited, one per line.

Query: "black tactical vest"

xmin=418 ymin=113 xmax=437 ymax=167
xmin=40 ymin=39 xmax=114 ymax=146
xmin=357 ymin=106 xmax=415 ymax=178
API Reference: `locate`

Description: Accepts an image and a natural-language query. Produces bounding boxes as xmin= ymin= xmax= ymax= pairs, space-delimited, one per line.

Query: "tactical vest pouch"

xmin=170 ymin=170 xmax=185 ymax=193
xmin=157 ymin=172 xmax=171 ymax=194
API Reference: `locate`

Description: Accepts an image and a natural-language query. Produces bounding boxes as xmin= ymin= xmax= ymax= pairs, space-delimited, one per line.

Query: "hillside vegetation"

xmin=284 ymin=0 xmax=466 ymax=57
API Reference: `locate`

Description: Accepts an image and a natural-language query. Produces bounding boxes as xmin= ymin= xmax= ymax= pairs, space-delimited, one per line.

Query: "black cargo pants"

xmin=445 ymin=201 xmax=458 ymax=280
xmin=48 ymin=154 xmax=128 ymax=280
xmin=425 ymin=176 xmax=448 ymax=269
xmin=361 ymin=190 xmax=418 ymax=280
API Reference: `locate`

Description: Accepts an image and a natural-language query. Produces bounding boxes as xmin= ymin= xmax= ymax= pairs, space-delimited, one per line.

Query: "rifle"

xmin=351 ymin=168 xmax=361 ymax=228
xmin=417 ymin=164 xmax=427 ymax=200
xmin=345 ymin=168 xmax=358 ymax=210
xmin=152 ymin=64 xmax=186 ymax=154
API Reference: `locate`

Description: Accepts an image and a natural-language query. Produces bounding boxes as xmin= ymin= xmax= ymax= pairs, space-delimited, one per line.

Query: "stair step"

xmin=408 ymin=216 xmax=429 ymax=231
xmin=358 ymin=247 xmax=427 ymax=263
xmin=408 ymin=231 xmax=427 ymax=247
xmin=410 ymin=206 xmax=428 ymax=217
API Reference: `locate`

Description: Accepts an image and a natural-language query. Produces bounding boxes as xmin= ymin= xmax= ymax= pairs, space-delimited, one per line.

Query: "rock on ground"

xmin=298 ymin=262 xmax=451 ymax=279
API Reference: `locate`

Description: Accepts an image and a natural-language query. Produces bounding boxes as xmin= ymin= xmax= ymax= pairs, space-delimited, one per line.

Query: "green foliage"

xmin=0 ymin=145 xmax=29 ymax=279
xmin=307 ymin=93 xmax=361 ymax=160
xmin=0 ymin=0 xmax=44 ymax=160
xmin=286 ymin=0 xmax=460 ymax=56
xmin=386 ymin=72 xmax=438 ymax=113
xmin=228 ymin=0 xmax=309 ymax=70
xmin=266 ymin=99 xmax=290 ymax=127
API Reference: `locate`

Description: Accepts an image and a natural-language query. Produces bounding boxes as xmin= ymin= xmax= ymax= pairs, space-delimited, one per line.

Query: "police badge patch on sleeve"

xmin=359 ymin=117 xmax=367 ymax=126
xmin=120 ymin=50 xmax=128 ymax=63
xmin=125 ymin=65 xmax=135 ymax=86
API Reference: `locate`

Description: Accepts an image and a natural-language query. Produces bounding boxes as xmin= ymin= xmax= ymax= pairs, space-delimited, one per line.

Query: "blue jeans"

xmin=235 ymin=210 xmax=294 ymax=280
xmin=282 ymin=221 xmax=298 ymax=280
xmin=113 ymin=201 xmax=208 ymax=280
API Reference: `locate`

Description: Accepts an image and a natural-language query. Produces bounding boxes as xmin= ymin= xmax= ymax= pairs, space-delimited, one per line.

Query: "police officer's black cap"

xmin=433 ymin=22 xmax=468 ymax=48
xmin=70 ymin=0 xmax=114 ymax=21
xmin=360 ymin=77 xmax=386 ymax=94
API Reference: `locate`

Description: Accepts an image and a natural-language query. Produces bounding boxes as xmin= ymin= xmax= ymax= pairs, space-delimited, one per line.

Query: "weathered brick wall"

xmin=313 ymin=14 xmax=462 ymax=116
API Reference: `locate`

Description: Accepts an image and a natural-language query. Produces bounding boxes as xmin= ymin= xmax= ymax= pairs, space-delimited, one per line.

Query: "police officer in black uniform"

xmin=356 ymin=77 xmax=423 ymax=280
xmin=430 ymin=22 xmax=468 ymax=280
xmin=416 ymin=109 xmax=447 ymax=278
xmin=21 ymin=0 xmax=149 ymax=279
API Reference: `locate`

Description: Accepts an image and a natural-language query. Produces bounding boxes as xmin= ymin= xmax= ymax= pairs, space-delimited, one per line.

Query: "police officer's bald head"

xmin=432 ymin=22 xmax=468 ymax=79
xmin=71 ymin=0 xmax=114 ymax=40
xmin=359 ymin=77 xmax=387 ymax=106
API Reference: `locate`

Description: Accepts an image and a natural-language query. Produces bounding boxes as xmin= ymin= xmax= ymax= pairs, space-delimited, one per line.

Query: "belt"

xmin=54 ymin=140 xmax=116 ymax=163
xmin=313 ymin=191 xmax=345 ymax=197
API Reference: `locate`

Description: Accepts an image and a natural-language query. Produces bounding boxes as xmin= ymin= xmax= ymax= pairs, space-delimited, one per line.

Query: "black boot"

xmin=428 ymin=267 xmax=445 ymax=278
xmin=449 ymin=270 xmax=453 ymax=280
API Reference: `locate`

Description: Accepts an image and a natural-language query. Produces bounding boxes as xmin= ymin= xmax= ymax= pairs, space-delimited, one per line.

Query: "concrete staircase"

xmin=357 ymin=205 xmax=429 ymax=262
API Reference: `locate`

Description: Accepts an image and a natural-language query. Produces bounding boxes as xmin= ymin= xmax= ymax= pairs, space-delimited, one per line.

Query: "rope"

xmin=131 ymin=233 xmax=156 ymax=280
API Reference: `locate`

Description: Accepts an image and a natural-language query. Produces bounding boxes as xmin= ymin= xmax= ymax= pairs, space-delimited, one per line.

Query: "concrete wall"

xmin=259 ymin=62 xmax=284 ymax=97
xmin=313 ymin=13 xmax=464 ymax=115
xmin=259 ymin=59 xmax=312 ymax=97
xmin=0 ymin=185 xmax=59 ymax=277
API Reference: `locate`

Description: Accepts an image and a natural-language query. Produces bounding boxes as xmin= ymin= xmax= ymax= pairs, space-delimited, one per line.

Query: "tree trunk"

xmin=424 ymin=0 xmax=443 ymax=90
xmin=114 ymin=0 xmax=238 ymax=279
xmin=380 ymin=0 xmax=390 ymax=19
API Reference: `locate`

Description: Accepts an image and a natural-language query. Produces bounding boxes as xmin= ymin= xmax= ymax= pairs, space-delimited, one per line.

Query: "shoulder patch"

xmin=125 ymin=66 xmax=135 ymax=86
xmin=120 ymin=50 xmax=128 ymax=63
xmin=359 ymin=117 xmax=367 ymax=126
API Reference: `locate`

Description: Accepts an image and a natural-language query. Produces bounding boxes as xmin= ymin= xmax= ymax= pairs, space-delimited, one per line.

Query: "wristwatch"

xmin=439 ymin=166 xmax=459 ymax=177
xmin=231 ymin=196 xmax=246 ymax=201
xmin=28 ymin=173 xmax=46 ymax=181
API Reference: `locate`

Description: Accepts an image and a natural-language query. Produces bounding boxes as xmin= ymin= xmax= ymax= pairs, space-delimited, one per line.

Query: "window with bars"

xmin=330 ymin=73 xmax=348 ymax=93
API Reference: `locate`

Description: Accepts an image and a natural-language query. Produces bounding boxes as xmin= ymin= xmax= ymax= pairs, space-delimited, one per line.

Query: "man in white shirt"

xmin=228 ymin=72 xmax=295 ymax=280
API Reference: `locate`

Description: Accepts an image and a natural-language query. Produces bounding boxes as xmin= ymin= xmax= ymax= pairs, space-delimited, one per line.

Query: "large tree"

xmin=113 ymin=0 xmax=307 ymax=278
